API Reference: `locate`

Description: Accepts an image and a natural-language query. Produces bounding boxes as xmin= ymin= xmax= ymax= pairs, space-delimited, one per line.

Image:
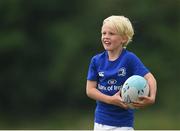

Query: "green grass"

xmin=0 ymin=109 xmax=179 ymax=130
xmin=0 ymin=109 xmax=94 ymax=130
xmin=135 ymin=110 xmax=180 ymax=130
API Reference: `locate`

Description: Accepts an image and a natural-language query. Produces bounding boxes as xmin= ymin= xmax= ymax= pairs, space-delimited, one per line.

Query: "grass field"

xmin=135 ymin=110 xmax=180 ymax=130
xmin=0 ymin=109 xmax=179 ymax=129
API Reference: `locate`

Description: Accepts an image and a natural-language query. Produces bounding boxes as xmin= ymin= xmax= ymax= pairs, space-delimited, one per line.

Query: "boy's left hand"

xmin=132 ymin=96 xmax=155 ymax=109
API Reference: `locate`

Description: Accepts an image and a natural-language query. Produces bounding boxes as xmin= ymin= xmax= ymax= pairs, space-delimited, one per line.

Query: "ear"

xmin=122 ymin=35 xmax=128 ymax=44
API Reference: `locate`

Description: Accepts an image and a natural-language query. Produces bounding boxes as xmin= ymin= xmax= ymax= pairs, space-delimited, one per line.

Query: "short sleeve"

xmin=87 ymin=56 xmax=98 ymax=81
xmin=128 ymin=53 xmax=149 ymax=77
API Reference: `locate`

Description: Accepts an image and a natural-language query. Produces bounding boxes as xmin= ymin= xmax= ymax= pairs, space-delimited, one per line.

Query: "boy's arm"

xmin=144 ymin=72 xmax=157 ymax=102
xmin=132 ymin=72 xmax=157 ymax=108
xmin=86 ymin=80 xmax=128 ymax=109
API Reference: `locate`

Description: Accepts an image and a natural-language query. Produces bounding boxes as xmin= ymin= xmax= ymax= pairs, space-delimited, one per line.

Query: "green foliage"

xmin=0 ymin=0 xmax=179 ymax=129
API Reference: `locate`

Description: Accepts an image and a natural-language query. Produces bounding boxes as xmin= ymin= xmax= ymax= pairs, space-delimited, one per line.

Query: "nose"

xmin=102 ymin=34 xmax=110 ymax=39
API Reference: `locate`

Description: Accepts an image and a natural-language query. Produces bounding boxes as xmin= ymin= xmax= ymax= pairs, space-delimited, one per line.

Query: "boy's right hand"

xmin=109 ymin=91 xmax=129 ymax=109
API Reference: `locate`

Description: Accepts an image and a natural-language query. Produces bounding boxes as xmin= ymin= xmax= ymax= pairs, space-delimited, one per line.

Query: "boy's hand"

xmin=132 ymin=96 xmax=155 ymax=109
xmin=109 ymin=91 xmax=129 ymax=109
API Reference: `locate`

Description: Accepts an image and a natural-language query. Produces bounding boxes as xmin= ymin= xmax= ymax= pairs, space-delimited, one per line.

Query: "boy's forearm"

xmin=145 ymin=73 xmax=157 ymax=101
xmin=87 ymin=86 xmax=112 ymax=104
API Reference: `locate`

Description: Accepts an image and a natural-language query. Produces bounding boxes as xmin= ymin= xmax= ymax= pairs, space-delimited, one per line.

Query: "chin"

xmin=105 ymin=48 xmax=113 ymax=51
xmin=103 ymin=46 xmax=111 ymax=51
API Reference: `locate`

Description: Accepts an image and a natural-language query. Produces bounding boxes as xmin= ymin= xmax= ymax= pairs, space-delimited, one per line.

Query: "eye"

xmin=109 ymin=32 xmax=115 ymax=35
xmin=101 ymin=32 xmax=106 ymax=35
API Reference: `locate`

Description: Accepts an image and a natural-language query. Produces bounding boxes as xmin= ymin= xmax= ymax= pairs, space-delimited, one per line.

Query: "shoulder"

xmin=91 ymin=51 xmax=106 ymax=62
xmin=122 ymin=49 xmax=138 ymax=60
xmin=124 ymin=49 xmax=136 ymax=57
xmin=89 ymin=51 xmax=106 ymax=68
xmin=122 ymin=49 xmax=143 ymax=65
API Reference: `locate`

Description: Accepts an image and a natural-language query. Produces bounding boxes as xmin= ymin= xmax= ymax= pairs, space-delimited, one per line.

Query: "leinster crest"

xmin=118 ymin=67 xmax=126 ymax=76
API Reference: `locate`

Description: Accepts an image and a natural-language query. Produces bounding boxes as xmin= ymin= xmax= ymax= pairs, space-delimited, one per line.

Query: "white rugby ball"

xmin=121 ymin=75 xmax=149 ymax=108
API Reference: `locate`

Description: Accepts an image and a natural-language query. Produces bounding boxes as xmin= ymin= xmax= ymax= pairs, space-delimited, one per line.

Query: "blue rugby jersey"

xmin=87 ymin=49 xmax=149 ymax=127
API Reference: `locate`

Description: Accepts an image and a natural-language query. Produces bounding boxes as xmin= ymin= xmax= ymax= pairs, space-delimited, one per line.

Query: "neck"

xmin=108 ymin=48 xmax=123 ymax=61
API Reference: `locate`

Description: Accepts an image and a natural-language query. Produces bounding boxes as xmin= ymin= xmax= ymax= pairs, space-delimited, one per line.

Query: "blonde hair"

xmin=103 ymin=15 xmax=134 ymax=48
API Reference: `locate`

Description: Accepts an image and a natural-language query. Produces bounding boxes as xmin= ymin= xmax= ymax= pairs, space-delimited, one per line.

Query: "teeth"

xmin=105 ymin=41 xmax=110 ymax=44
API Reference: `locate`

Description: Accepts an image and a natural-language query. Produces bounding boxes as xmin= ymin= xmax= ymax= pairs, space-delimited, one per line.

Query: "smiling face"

xmin=102 ymin=16 xmax=134 ymax=50
xmin=101 ymin=22 xmax=126 ymax=52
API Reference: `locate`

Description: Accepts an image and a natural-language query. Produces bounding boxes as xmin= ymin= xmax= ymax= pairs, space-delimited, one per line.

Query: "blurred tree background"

xmin=0 ymin=0 xmax=179 ymax=129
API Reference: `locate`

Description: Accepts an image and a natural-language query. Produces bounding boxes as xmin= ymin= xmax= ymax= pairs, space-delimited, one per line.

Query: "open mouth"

xmin=104 ymin=41 xmax=111 ymax=45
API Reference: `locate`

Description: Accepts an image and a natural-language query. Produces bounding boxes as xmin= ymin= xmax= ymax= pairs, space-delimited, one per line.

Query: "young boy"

xmin=86 ymin=15 xmax=157 ymax=130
